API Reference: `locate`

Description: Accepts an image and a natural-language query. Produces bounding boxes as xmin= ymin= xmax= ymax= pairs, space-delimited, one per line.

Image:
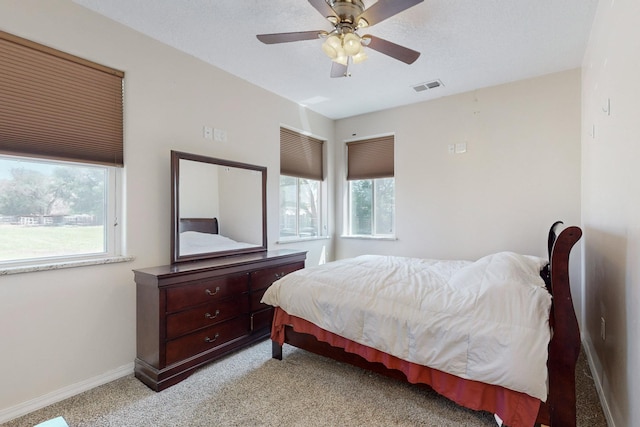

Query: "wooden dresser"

xmin=133 ymin=249 xmax=306 ymax=391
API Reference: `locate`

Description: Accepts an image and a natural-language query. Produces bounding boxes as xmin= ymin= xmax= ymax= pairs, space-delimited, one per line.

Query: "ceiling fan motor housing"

xmin=328 ymin=0 xmax=366 ymax=27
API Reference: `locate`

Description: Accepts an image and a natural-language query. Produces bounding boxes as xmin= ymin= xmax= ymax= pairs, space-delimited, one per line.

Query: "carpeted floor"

xmin=4 ymin=340 xmax=607 ymax=427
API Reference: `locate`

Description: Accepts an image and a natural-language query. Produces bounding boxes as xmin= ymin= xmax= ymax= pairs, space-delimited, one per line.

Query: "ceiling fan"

xmin=256 ymin=0 xmax=424 ymax=78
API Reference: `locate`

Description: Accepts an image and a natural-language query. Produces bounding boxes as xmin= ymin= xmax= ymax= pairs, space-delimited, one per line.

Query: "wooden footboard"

xmin=272 ymin=222 xmax=582 ymax=427
xmin=539 ymin=223 xmax=582 ymax=426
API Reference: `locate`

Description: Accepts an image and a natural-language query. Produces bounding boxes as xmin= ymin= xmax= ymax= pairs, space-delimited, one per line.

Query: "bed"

xmin=261 ymin=221 xmax=582 ymax=427
xmin=178 ymin=217 xmax=260 ymax=255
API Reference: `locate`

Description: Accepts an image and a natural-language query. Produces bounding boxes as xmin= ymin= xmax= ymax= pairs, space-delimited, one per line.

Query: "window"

xmin=345 ymin=135 xmax=395 ymax=237
xmin=279 ymin=127 xmax=324 ymax=240
xmin=0 ymin=31 xmax=124 ymax=267
xmin=0 ymin=155 xmax=120 ymax=264
xmin=348 ymin=178 xmax=395 ymax=236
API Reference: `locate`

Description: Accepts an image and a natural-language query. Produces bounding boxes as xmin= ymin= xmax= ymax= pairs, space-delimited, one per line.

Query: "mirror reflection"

xmin=171 ymin=151 xmax=267 ymax=263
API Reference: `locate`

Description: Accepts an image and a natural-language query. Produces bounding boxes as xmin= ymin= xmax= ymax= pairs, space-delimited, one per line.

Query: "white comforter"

xmin=261 ymin=252 xmax=552 ymax=401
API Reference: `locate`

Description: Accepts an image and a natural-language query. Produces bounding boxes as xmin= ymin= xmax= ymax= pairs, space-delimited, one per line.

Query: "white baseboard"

xmin=0 ymin=362 xmax=134 ymax=424
xmin=582 ymin=339 xmax=615 ymax=427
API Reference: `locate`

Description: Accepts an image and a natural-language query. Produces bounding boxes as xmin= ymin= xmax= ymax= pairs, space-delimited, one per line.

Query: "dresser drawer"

xmin=250 ymin=262 xmax=304 ymax=291
xmin=166 ymin=273 xmax=249 ymax=312
xmin=250 ymin=287 xmax=271 ymax=312
xmin=251 ymin=307 xmax=274 ymax=332
xmin=166 ymin=297 xmax=250 ymax=340
xmin=165 ymin=316 xmax=250 ymax=365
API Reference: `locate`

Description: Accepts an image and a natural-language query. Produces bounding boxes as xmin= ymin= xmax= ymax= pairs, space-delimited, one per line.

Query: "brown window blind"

xmin=0 ymin=31 xmax=124 ymax=166
xmin=280 ymin=127 xmax=324 ymax=181
xmin=347 ymin=135 xmax=394 ymax=180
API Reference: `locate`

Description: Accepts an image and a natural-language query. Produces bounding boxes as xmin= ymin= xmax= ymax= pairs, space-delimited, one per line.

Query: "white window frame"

xmin=279 ymin=175 xmax=326 ymax=242
xmin=0 ymin=154 xmax=125 ymax=272
xmin=342 ymin=134 xmax=396 ymax=240
xmin=278 ymin=126 xmax=328 ymax=243
xmin=345 ymin=177 xmax=396 ymax=238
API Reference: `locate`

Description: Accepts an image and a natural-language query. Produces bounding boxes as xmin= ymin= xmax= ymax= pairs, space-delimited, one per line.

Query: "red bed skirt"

xmin=271 ymin=307 xmax=541 ymax=427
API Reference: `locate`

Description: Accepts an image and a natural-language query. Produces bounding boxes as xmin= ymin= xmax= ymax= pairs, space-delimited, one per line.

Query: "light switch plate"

xmin=203 ymin=126 xmax=213 ymax=140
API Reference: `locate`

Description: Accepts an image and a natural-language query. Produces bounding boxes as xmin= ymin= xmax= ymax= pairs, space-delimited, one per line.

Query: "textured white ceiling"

xmin=72 ymin=0 xmax=598 ymax=120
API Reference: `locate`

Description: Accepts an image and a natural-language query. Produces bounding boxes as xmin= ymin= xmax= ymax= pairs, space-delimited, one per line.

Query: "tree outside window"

xmin=0 ymin=156 xmax=109 ymax=262
xmin=349 ymin=177 xmax=394 ymax=236
xmin=280 ymin=176 xmax=320 ymax=239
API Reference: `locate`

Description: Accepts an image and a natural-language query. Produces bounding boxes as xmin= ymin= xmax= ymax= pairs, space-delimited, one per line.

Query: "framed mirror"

xmin=171 ymin=150 xmax=267 ymax=263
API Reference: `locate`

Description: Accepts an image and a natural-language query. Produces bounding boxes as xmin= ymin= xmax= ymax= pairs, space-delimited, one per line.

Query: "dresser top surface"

xmin=133 ymin=249 xmax=306 ymax=279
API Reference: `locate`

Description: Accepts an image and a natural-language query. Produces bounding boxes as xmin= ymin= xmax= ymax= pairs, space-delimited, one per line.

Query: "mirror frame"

xmin=171 ymin=150 xmax=267 ymax=263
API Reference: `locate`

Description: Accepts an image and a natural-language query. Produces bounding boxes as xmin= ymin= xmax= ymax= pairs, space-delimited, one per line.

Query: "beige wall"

xmin=582 ymin=0 xmax=640 ymax=426
xmin=335 ymin=70 xmax=582 ymax=263
xmin=0 ymin=0 xmax=334 ymax=420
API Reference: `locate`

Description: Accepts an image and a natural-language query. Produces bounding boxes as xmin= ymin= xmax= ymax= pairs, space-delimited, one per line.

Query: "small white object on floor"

xmin=34 ymin=416 xmax=69 ymax=427
xmin=494 ymin=413 xmax=503 ymax=426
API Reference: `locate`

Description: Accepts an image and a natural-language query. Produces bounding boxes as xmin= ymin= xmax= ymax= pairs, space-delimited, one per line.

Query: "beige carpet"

xmin=4 ymin=340 xmax=607 ymax=427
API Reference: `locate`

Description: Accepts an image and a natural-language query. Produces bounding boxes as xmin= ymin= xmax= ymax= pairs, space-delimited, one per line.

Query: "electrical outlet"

xmin=600 ymin=317 xmax=606 ymax=341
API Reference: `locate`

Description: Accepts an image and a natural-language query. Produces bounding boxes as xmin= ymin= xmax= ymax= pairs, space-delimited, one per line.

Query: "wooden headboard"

xmin=179 ymin=217 xmax=219 ymax=234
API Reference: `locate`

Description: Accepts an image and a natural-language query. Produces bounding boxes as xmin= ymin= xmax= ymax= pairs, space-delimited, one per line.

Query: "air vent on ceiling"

xmin=412 ymin=79 xmax=444 ymax=93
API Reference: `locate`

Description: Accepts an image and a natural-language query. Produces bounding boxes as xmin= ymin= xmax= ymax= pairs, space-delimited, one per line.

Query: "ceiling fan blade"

xmin=365 ymin=35 xmax=420 ymax=64
xmin=330 ymin=61 xmax=349 ymax=78
xmin=357 ymin=0 xmax=424 ymax=27
xmin=256 ymin=31 xmax=325 ymax=44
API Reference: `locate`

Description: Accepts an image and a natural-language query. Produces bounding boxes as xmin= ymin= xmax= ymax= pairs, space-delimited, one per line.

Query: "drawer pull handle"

xmin=205 ymin=287 xmax=220 ymax=296
xmin=205 ymin=310 xmax=220 ymax=320
xmin=274 ymin=272 xmax=285 ymax=280
xmin=205 ymin=333 xmax=220 ymax=343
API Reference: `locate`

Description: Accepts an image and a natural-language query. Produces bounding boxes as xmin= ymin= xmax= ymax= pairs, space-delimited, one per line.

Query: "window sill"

xmin=0 ymin=255 xmax=135 ymax=276
xmin=340 ymin=235 xmax=397 ymax=241
xmin=276 ymin=236 xmax=331 ymax=244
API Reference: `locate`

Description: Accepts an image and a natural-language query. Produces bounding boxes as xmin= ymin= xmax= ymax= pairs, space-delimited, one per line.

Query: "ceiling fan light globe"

xmin=343 ymin=33 xmax=361 ymax=56
xmin=326 ymin=34 xmax=342 ymax=49
xmin=352 ymin=50 xmax=368 ymax=64
xmin=321 ymin=41 xmax=338 ymax=59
